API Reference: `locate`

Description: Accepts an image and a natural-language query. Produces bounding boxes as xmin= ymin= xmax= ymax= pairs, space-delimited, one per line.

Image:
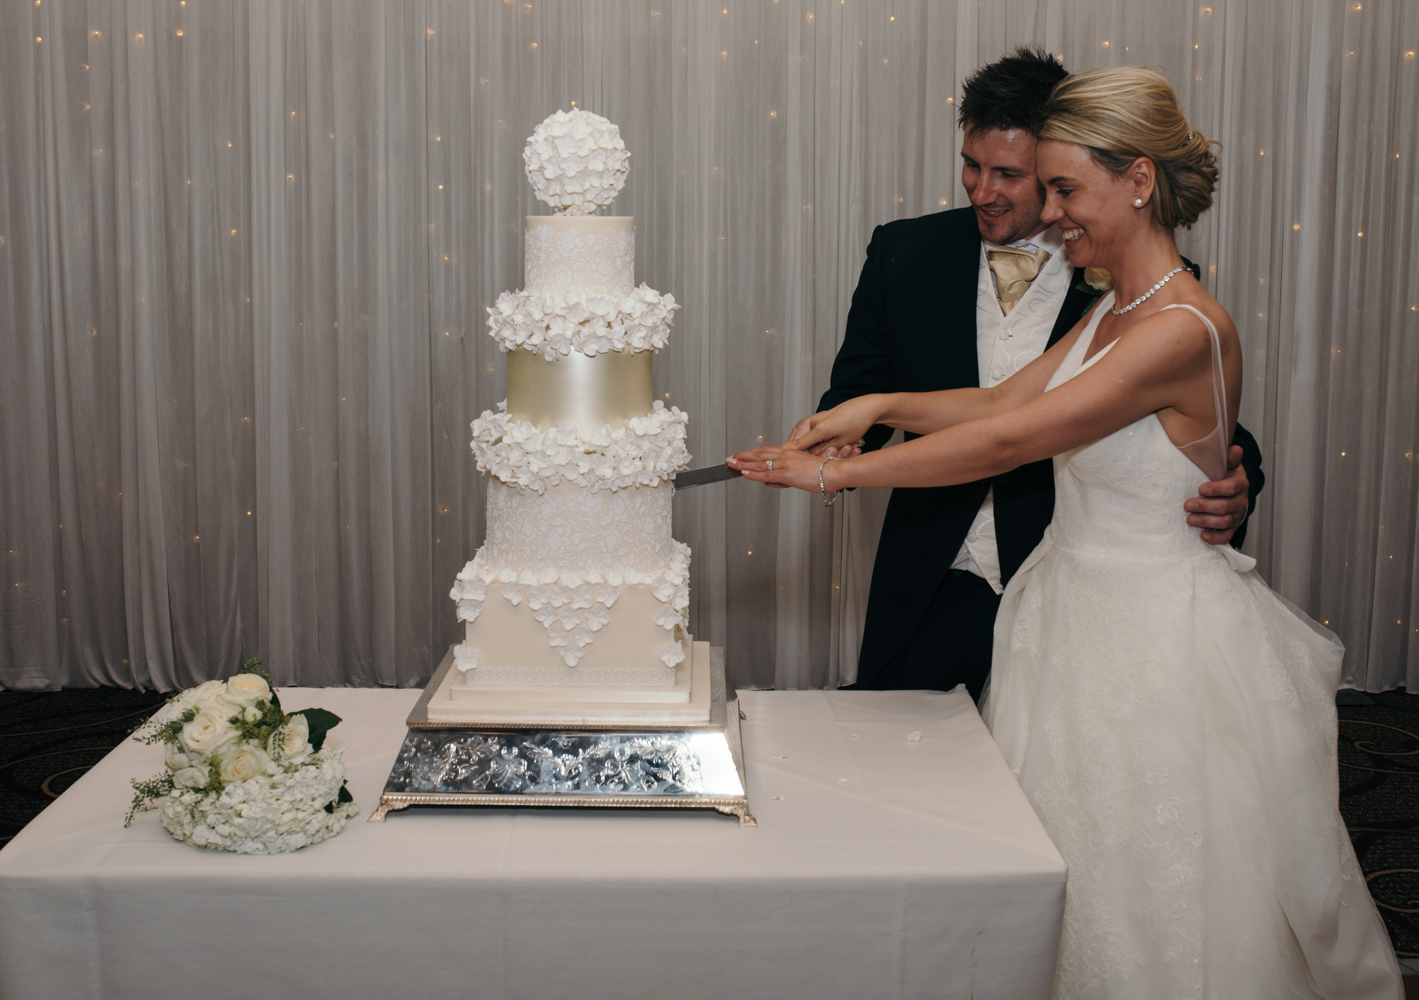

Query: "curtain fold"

xmin=2 ymin=0 xmax=1415 ymax=691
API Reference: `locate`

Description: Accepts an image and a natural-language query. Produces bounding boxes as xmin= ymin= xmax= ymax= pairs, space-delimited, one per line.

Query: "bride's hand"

xmin=785 ymin=396 xmax=884 ymax=454
xmin=727 ymin=445 xmax=846 ymax=494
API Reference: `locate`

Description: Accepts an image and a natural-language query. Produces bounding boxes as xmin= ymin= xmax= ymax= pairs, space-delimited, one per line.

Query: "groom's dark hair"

xmin=958 ymin=46 xmax=1068 ymax=137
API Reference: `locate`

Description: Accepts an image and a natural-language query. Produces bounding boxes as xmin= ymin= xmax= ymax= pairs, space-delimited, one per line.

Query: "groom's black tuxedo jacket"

xmin=821 ymin=208 xmax=1265 ymax=688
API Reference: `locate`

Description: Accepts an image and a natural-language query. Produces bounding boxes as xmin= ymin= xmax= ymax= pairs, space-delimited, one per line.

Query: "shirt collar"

xmin=989 ymin=224 xmax=1065 ymax=258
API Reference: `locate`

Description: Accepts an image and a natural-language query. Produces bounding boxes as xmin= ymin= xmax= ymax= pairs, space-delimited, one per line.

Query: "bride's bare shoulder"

xmin=1134 ymin=288 xmax=1238 ymax=350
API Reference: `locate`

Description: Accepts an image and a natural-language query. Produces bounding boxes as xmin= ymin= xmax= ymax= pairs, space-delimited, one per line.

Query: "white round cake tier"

xmin=524 ymin=215 xmax=634 ymax=295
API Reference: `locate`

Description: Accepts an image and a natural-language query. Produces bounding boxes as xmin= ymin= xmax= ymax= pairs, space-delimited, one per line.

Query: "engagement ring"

xmin=766 ymin=459 xmax=773 ymax=471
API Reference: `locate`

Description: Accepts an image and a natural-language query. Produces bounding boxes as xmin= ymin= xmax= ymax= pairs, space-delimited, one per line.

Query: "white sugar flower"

xmin=584 ymin=605 xmax=610 ymax=632
xmin=453 ymin=643 xmax=479 ymax=673
xmin=523 ymin=109 xmax=629 ymax=215
xmin=470 ymin=404 xmax=689 ymax=495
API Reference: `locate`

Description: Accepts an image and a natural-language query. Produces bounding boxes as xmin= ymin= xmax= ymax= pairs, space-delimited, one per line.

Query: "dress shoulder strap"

xmin=1161 ymin=303 xmax=1229 ymax=482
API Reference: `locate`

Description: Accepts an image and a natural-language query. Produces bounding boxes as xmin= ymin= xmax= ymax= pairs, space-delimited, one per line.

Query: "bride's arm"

xmin=735 ymin=307 xmax=1222 ymax=490
xmin=788 ymin=322 xmax=1087 ymax=452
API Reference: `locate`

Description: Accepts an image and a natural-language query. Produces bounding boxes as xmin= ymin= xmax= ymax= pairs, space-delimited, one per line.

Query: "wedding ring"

xmin=766 ymin=459 xmax=773 ymax=471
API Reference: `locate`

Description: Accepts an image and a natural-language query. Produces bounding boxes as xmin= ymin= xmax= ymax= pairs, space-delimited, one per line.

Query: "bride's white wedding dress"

xmin=983 ymin=293 xmax=1402 ymax=999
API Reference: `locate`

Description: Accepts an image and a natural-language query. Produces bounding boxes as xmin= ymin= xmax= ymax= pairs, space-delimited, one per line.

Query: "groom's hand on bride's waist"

xmin=1185 ymin=445 xmax=1250 ymax=547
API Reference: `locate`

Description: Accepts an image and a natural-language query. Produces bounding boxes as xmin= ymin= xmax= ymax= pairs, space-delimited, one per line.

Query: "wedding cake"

xmin=425 ymin=110 xmax=709 ymax=725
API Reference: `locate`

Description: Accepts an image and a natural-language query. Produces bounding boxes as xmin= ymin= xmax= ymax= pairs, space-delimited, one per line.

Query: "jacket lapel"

xmin=1047 ymin=266 xmax=1091 ymax=347
xmin=922 ymin=212 xmax=985 ymax=389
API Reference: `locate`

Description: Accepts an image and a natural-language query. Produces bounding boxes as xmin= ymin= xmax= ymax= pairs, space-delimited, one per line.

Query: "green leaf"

xmin=293 ymin=708 xmax=342 ymax=750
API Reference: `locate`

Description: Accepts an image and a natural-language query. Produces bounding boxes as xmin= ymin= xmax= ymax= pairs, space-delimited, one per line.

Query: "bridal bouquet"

xmin=125 ymin=660 xmax=358 ymax=854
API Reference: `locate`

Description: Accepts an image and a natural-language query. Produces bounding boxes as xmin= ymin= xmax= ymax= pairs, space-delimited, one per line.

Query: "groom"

xmin=807 ymin=47 xmax=1264 ymax=699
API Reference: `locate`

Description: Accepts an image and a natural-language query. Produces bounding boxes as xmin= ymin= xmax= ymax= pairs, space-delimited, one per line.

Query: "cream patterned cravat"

xmin=986 ymin=245 xmax=1052 ymax=315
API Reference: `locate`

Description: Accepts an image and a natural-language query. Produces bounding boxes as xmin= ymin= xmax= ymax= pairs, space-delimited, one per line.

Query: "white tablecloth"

xmin=0 ymin=687 xmax=1064 ymax=1000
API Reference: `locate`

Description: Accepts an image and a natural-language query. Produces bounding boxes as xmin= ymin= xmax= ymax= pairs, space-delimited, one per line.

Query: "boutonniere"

xmin=1074 ymin=267 xmax=1113 ymax=303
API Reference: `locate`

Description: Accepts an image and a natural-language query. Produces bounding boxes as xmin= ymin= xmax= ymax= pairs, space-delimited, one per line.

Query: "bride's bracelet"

xmin=819 ymin=456 xmax=841 ymax=507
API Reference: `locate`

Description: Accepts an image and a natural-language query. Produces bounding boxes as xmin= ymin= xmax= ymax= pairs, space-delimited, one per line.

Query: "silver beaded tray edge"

xmin=370 ymin=646 xmax=755 ymax=826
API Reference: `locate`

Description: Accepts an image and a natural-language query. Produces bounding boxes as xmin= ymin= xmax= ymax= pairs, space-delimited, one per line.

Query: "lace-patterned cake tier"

xmin=525 ymin=216 xmax=634 ymax=295
xmin=482 ymin=478 xmax=672 ymax=575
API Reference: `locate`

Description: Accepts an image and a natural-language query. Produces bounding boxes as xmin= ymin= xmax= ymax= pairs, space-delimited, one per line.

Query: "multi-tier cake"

xmin=424 ymin=110 xmax=709 ymax=725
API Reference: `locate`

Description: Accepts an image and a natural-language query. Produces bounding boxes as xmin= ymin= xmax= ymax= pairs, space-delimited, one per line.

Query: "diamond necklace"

xmin=1111 ymin=265 xmax=1187 ymax=316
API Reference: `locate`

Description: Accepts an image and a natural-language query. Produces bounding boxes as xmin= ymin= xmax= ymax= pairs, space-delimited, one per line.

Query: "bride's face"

xmin=1036 ymin=140 xmax=1140 ymax=267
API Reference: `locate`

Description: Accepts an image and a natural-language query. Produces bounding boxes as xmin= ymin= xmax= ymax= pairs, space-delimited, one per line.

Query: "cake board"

xmin=370 ymin=643 xmax=755 ymax=826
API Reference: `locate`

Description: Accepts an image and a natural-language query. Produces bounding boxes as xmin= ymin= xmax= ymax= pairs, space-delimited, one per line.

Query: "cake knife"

xmin=672 ymin=464 xmax=743 ymax=491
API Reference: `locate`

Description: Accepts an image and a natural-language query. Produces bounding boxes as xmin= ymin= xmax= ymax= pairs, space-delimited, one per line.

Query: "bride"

xmin=729 ymin=67 xmax=1401 ymax=998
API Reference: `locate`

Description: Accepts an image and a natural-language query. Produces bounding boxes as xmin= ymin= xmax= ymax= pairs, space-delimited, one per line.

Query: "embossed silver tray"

xmin=371 ymin=647 xmax=754 ymax=826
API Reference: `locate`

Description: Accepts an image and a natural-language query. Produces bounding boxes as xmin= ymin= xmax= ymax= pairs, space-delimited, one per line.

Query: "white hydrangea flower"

xmin=658 ymin=641 xmax=686 ymax=668
xmin=522 ymin=109 xmax=630 ymax=216
xmin=158 ymin=748 xmax=357 ymax=855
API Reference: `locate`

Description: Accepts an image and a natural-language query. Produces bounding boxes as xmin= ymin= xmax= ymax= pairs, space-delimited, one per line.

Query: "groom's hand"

xmin=1185 ymin=445 xmax=1250 ymax=546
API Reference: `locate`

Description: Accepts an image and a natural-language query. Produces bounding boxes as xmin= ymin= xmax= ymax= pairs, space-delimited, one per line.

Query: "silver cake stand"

xmin=370 ymin=645 xmax=755 ymax=826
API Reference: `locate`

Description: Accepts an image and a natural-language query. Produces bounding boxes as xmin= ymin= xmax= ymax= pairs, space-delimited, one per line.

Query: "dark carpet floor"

xmin=4 ymin=685 xmax=1419 ymax=977
xmin=0 ymin=687 xmax=167 ymax=849
xmin=1339 ymin=690 xmax=1419 ymax=966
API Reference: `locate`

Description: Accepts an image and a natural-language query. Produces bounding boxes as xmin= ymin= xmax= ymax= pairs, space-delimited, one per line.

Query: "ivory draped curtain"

xmin=2 ymin=0 xmax=1416 ymax=692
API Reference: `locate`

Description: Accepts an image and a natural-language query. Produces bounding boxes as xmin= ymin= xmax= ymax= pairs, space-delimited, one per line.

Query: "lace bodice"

xmin=1042 ymin=293 xmax=1230 ymax=564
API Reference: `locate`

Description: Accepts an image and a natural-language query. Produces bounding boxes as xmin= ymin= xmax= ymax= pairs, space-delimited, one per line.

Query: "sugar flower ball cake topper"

xmin=523 ymin=109 xmax=630 ymax=215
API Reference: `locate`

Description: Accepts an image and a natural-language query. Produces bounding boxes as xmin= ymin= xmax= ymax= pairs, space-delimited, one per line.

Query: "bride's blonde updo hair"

xmin=1039 ymin=66 xmax=1219 ymax=230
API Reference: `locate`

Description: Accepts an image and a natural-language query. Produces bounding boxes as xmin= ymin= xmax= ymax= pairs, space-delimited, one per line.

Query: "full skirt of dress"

xmin=984 ymin=537 xmax=1403 ymax=1000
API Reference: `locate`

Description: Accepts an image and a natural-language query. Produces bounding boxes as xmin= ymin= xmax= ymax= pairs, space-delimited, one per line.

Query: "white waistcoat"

xmin=951 ymin=233 xmax=1073 ymax=593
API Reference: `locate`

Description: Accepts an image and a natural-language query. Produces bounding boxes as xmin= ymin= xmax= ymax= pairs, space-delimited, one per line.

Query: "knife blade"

xmin=672 ymin=464 xmax=743 ymax=491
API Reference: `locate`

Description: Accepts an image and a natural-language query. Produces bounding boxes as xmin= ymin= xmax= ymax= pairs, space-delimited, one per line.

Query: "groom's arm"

xmin=816 ymin=225 xmax=897 ymax=453
xmin=1186 ymin=424 xmax=1264 ymax=548
xmin=1231 ymin=423 xmax=1264 ymax=548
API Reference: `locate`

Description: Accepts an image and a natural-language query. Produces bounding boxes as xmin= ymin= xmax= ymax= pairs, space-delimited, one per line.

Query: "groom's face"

xmin=960 ymin=127 xmax=1048 ymax=245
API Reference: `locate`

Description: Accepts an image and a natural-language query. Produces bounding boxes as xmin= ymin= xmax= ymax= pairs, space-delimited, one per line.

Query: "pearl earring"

xmin=1133 ymin=198 xmax=1144 ymax=208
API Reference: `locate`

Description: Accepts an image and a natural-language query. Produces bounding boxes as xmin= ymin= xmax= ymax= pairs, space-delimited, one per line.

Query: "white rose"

xmin=187 ymin=680 xmax=228 ymax=705
xmin=173 ymin=765 xmax=210 ymax=789
xmin=164 ymin=679 xmax=226 ymax=720
xmin=179 ymin=710 xmax=240 ymax=756
xmin=275 ymin=714 xmax=311 ymax=763
xmin=218 ymin=744 xmax=272 ymax=783
xmin=225 ymin=673 xmax=272 ymax=707
xmin=164 ymin=742 xmax=193 ymax=772
xmin=243 ymin=706 xmax=262 ymax=724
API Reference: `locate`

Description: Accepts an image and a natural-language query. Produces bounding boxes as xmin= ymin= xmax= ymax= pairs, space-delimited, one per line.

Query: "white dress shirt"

xmin=949 ymin=225 xmax=1071 ymax=593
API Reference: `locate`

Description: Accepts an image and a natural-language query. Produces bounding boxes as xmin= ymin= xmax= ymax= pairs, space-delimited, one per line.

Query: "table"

xmin=0 ymin=688 xmax=1065 ymax=1000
